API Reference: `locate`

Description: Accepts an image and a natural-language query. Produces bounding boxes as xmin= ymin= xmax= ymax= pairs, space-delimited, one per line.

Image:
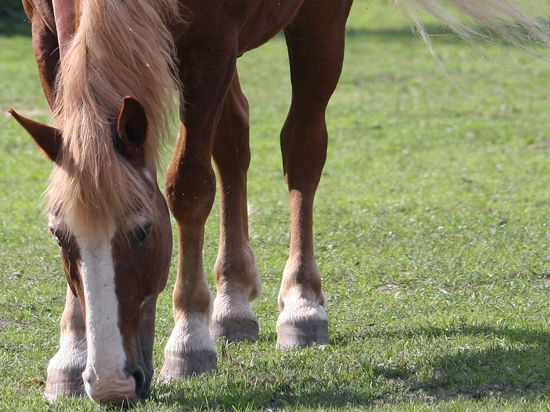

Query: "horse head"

xmin=11 ymin=97 xmax=173 ymax=403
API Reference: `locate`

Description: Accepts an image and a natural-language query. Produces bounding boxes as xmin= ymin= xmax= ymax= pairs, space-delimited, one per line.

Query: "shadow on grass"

xmin=402 ymin=324 xmax=550 ymax=400
xmin=359 ymin=323 xmax=550 ymax=402
xmin=150 ymin=323 xmax=550 ymax=409
xmin=152 ymin=379 xmax=375 ymax=410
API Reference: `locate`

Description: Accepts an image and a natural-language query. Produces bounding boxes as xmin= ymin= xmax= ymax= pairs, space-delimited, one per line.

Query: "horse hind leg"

xmin=210 ymin=73 xmax=261 ymax=342
xmin=45 ymin=286 xmax=87 ymax=400
xmin=277 ymin=0 xmax=352 ymax=348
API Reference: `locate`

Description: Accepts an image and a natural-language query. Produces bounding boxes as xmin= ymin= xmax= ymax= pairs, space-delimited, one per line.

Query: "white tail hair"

xmin=394 ymin=0 xmax=550 ymax=50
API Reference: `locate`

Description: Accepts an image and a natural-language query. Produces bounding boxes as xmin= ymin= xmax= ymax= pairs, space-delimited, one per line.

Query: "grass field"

xmin=1 ymin=1 xmax=550 ymax=410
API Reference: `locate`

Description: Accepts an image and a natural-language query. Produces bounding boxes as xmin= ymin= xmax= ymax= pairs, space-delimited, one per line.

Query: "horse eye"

xmin=49 ymin=227 xmax=63 ymax=246
xmin=135 ymin=223 xmax=152 ymax=243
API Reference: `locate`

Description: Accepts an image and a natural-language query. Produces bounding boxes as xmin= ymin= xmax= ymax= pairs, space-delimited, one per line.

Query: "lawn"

xmin=1 ymin=0 xmax=550 ymax=410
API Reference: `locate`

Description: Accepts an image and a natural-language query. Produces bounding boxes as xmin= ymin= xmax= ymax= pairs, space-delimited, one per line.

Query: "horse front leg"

xmin=45 ymin=286 xmax=87 ymax=400
xmin=277 ymin=0 xmax=352 ymax=348
xmin=160 ymin=126 xmax=218 ymax=378
xmin=159 ymin=41 xmax=237 ymax=380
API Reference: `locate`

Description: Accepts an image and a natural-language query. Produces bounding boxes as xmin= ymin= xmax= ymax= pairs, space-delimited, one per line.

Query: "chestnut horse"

xmin=10 ymin=0 xmax=550 ymax=405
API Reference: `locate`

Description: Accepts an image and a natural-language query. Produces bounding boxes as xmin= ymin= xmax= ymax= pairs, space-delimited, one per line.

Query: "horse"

xmin=10 ymin=0 xmax=550 ymax=405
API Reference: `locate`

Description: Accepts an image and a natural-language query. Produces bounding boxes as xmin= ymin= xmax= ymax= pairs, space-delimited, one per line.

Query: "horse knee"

xmin=165 ymin=161 xmax=216 ymax=224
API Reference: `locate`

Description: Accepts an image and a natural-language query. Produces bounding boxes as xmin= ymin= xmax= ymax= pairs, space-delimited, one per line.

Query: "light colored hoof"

xmin=276 ymin=319 xmax=329 ymax=349
xmin=159 ymin=350 xmax=217 ymax=381
xmin=210 ymin=318 xmax=259 ymax=342
xmin=44 ymin=370 xmax=86 ymax=401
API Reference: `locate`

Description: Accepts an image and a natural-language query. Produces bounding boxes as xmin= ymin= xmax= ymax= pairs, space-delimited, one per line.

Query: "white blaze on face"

xmin=75 ymin=225 xmax=132 ymax=397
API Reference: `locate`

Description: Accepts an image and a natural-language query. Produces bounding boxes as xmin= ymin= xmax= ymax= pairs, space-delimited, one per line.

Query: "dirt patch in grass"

xmin=0 ymin=316 xmax=12 ymax=330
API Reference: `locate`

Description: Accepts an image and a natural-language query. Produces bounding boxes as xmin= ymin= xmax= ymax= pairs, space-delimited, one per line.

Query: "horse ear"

xmin=116 ymin=96 xmax=147 ymax=166
xmin=9 ymin=109 xmax=62 ymax=162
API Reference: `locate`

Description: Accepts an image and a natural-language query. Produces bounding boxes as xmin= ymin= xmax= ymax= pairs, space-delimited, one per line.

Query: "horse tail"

xmin=393 ymin=0 xmax=550 ymax=49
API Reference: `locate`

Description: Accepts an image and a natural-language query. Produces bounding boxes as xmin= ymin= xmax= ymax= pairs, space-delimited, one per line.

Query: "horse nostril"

xmin=131 ymin=367 xmax=145 ymax=396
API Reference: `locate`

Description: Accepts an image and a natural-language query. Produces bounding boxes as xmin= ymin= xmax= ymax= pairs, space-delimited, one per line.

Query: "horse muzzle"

xmin=82 ymin=365 xmax=145 ymax=404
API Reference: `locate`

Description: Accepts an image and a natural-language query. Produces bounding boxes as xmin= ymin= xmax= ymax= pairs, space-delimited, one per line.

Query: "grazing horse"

xmin=10 ymin=0 xmax=550 ymax=405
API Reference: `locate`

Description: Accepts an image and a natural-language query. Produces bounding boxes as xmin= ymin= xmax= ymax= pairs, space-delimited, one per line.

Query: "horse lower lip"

xmin=97 ymin=392 xmax=138 ymax=405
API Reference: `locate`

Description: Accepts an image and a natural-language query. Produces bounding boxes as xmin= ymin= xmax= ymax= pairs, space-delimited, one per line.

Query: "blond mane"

xmin=47 ymin=0 xmax=180 ymax=233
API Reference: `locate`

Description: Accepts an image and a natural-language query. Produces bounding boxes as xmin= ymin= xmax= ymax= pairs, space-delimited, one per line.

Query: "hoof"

xmin=210 ymin=318 xmax=259 ymax=342
xmin=44 ymin=370 xmax=86 ymax=401
xmin=159 ymin=350 xmax=217 ymax=381
xmin=276 ymin=319 xmax=329 ymax=349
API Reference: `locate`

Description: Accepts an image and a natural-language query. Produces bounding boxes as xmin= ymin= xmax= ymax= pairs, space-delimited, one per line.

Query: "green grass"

xmin=1 ymin=0 xmax=550 ymax=410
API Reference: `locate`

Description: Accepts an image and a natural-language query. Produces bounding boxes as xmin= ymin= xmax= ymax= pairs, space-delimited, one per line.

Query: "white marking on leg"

xmin=47 ymin=286 xmax=87 ymax=378
xmin=47 ymin=333 xmax=88 ymax=375
xmin=165 ymin=313 xmax=216 ymax=355
xmin=211 ymin=285 xmax=258 ymax=324
xmin=277 ymin=288 xmax=328 ymax=327
xmin=212 ymin=245 xmax=261 ymax=325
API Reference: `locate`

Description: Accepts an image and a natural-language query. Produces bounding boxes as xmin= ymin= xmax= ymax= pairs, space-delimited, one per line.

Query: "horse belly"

xmin=237 ymin=0 xmax=305 ymax=53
